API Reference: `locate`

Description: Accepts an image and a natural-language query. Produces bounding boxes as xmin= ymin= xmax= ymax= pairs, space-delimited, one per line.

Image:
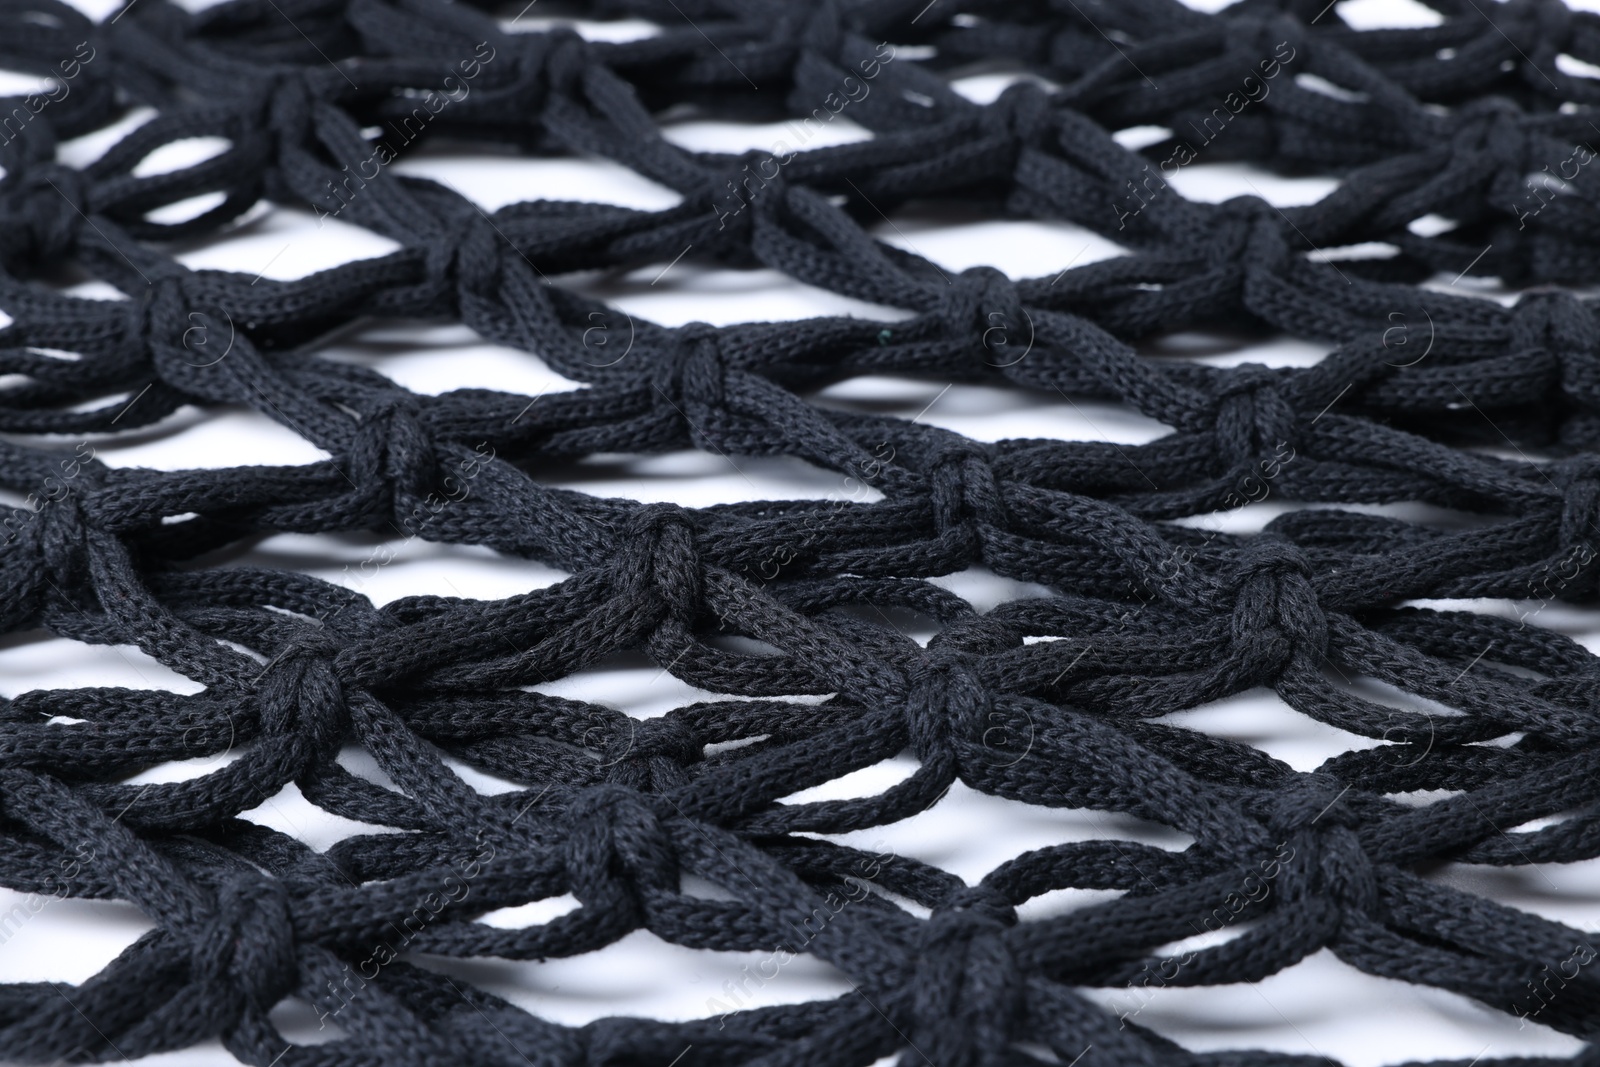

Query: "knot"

xmin=259 ymin=627 xmax=343 ymax=666
xmin=929 ymin=445 xmax=1005 ymax=532
xmin=1511 ymin=290 xmax=1600 ymax=407
xmin=1225 ymin=13 xmax=1305 ymax=60
xmin=710 ymin=150 xmax=786 ymax=247
xmin=1213 ymin=363 xmax=1295 ymax=468
xmin=905 ymin=894 xmax=1023 ymax=1067
xmin=1227 ymin=537 xmax=1326 ymax=683
xmin=1448 ymin=97 xmax=1526 ymax=154
xmin=255 ymin=68 xmax=318 ymax=162
xmin=623 ymin=503 xmax=701 ymax=622
xmin=1256 ymin=776 xmax=1376 ymax=920
xmin=1552 ymin=456 xmax=1600 ymax=572
xmin=1205 ymin=197 xmax=1291 ymax=278
xmin=348 ymin=400 xmax=440 ymax=532
xmin=1261 ymin=773 xmax=1359 ymax=834
xmin=430 ymin=207 xmax=504 ymax=304
xmin=603 ymin=713 xmax=700 ymax=792
xmin=506 ymin=28 xmax=586 ymax=113
xmin=626 ymin=714 xmax=701 ymax=764
xmin=8 ymin=486 xmax=93 ymax=632
xmin=0 ymin=163 xmax=87 ymax=270
xmin=983 ymin=82 xmax=1056 ymax=149
xmin=942 ymin=267 xmax=1028 ymax=366
xmin=143 ymin=275 xmax=248 ymax=395
xmin=942 ymin=883 xmax=1018 ymax=927
xmin=1517 ymin=0 xmax=1576 ymax=60
xmin=253 ymin=629 xmax=348 ymax=754
xmin=31 ymin=480 xmax=92 ymax=590
xmin=794 ymin=0 xmax=845 ymax=57
xmin=904 ymin=654 xmax=989 ymax=764
xmin=655 ymin=322 xmax=729 ymax=446
xmin=563 ymin=784 xmax=677 ymax=923
xmin=1448 ymin=98 xmax=1533 ymax=204
xmin=200 ymin=877 xmax=299 ymax=1015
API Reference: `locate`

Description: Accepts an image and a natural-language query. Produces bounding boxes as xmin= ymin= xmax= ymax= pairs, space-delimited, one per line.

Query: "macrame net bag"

xmin=2 ymin=0 xmax=1600 ymax=1065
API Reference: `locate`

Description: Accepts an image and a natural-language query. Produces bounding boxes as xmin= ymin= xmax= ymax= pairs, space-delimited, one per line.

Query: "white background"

xmin=4 ymin=0 xmax=1600 ymax=1063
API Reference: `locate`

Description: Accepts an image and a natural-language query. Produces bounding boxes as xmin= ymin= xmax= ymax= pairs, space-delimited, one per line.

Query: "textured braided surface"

xmin=4 ymin=0 xmax=1600 ymax=1063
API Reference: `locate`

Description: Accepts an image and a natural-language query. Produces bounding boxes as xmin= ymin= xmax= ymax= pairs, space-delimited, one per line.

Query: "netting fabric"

xmin=4 ymin=0 xmax=1600 ymax=1064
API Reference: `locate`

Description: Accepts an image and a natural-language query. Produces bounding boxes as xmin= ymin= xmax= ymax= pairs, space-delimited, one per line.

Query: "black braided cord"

xmin=4 ymin=0 xmax=1600 ymax=1063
